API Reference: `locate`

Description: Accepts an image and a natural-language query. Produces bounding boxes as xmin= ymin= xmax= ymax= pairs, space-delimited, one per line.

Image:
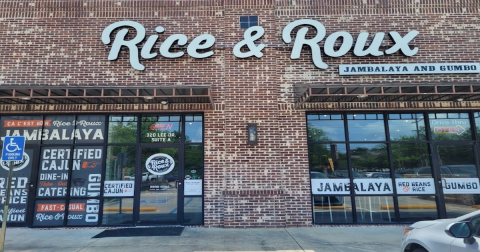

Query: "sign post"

xmin=0 ymin=136 xmax=25 ymax=252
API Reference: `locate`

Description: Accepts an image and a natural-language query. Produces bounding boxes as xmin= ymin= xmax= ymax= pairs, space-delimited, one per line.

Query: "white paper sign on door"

xmin=184 ymin=179 xmax=202 ymax=196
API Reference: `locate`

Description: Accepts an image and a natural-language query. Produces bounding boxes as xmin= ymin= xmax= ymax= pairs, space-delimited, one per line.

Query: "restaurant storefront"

xmin=1 ymin=1 xmax=480 ymax=228
xmin=0 ymin=114 xmax=204 ymax=227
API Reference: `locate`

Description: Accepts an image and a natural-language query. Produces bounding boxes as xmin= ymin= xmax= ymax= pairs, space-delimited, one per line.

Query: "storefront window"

xmin=307 ymin=114 xmax=345 ymax=141
xmin=436 ymin=144 xmax=480 ymax=218
xmin=474 ymin=112 xmax=480 ymax=137
xmin=1 ymin=113 xmax=204 ymax=227
xmin=307 ymin=112 xmax=480 ymax=224
xmin=355 ymin=196 xmax=395 ymax=223
xmin=67 ymin=199 xmax=100 ymax=226
xmin=33 ymin=200 xmax=67 ymax=226
xmin=312 ymin=196 xmax=353 ymax=223
xmin=70 ymin=146 xmax=103 ymax=198
xmin=108 ymin=115 xmax=138 ymax=144
xmin=75 ymin=115 xmax=106 ymax=144
xmin=392 ymin=143 xmax=431 ymax=177
xmin=347 ymin=114 xmax=386 ymax=141
xmin=429 ymin=113 xmax=472 ymax=141
xmin=37 ymin=146 xmax=71 ymax=198
xmin=398 ymin=196 xmax=438 ymax=222
xmin=185 ymin=145 xmax=203 ymax=180
xmin=141 ymin=115 xmax=181 ymax=143
xmin=102 ymin=198 xmax=134 ymax=225
xmin=42 ymin=115 xmax=75 ymax=144
xmin=388 ymin=114 xmax=426 ymax=141
xmin=183 ymin=197 xmax=203 ymax=225
xmin=0 ymin=115 xmax=43 ymax=144
xmin=309 ymin=144 xmax=347 ymax=179
xmin=105 ymin=146 xmax=136 ymax=181
xmin=185 ymin=115 xmax=203 ymax=143
xmin=350 ymin=144 xmax=388 ymax=177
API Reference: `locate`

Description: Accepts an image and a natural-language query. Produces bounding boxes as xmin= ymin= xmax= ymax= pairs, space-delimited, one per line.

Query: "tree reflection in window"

xmin=309 ymin=143 xmax=348 ymax=178
xmin=350 ymin=144 xmax=389 ymax=175
xmin=108 ymin=116 xmax=138 ymax=144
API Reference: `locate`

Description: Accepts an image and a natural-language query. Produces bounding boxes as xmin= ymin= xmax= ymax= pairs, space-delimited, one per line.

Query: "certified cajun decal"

xmin=145 ymin=153 xmax=175 ymax=175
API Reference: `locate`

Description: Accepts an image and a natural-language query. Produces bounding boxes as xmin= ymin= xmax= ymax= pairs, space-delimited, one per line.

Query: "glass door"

xmin=433 ymin=144 xmax=480 ymax=218
xmin=136 ymin=145 xmax=183 ymax=225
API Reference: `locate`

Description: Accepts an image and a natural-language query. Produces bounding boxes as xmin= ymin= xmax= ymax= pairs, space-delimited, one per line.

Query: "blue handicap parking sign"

xmin=1 ymin=136 xmax=26 ymax=161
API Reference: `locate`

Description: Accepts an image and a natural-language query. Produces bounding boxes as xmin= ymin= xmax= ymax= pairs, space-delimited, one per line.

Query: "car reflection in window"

xmin=371 ymin=172 xmax=403 ymax=178
xmin=310 ymin=171 xmax=344 ymax=206
xmin=414 ymin=165 xmax=477 ymax=178
xmin=442 ymin=165 xmax=477 ymax=178
xmin=331 ymin=170 xmax=366 ymax=178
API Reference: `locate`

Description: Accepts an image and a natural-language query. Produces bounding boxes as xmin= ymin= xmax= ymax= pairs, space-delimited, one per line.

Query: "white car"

xmin=124 ymin=172 xmax=159 ymax=182
xmin=401 ymin=210 xmax=480 ymax=252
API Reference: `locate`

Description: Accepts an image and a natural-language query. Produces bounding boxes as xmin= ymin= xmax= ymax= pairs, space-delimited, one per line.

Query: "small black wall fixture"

xmin=247 ymin=123 xmax=258 ymax=144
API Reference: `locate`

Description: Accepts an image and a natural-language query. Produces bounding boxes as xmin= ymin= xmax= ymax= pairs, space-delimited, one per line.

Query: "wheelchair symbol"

xmin=5 ymin=138 xmax=21 ymax=152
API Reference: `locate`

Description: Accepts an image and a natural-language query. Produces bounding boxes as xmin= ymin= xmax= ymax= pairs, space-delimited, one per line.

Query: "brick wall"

xmin=1 ymin=0 xmax=479 ymax=227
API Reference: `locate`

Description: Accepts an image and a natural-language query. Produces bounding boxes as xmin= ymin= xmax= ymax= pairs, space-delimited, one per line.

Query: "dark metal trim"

xmin=0 ymin=86 xmax=213 ymax=109
xmin=296 ymin=84 xmax=480 ymax=106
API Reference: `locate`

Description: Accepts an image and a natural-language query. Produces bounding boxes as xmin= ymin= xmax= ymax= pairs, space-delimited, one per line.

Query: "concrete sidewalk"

xmin=3 ymin=226 xmax=405 ymax=252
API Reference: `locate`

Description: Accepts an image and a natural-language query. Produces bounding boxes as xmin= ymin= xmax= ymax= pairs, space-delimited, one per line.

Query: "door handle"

xmin=441 ymin=178 xmax=447 ymax=188
xmin=25 ymin=181 xmax=33 ymax=192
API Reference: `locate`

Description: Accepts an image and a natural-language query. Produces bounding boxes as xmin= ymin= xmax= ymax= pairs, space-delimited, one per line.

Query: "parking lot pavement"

xmin=3 ymin=226 xmax=405 ymax=252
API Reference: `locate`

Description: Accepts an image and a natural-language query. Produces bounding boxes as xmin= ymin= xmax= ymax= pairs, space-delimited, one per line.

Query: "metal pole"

xmin=0 ymin=161 xmax=14 ymax=252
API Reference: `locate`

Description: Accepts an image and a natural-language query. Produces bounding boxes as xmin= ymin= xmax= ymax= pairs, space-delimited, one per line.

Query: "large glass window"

xmin=312 ymin=196 xmax=353 ymax=223
xmin=105 ymin=146 xmax=137 ymax=181
xmin=309 ymin=144 xmax=348 ymax=179
xmin=183 ymin=197 xmax=203 ymax=225
xmin=436 ymin=144 xmax=480 ymax=218
xmin=307 ymin=114 xmax=345 ymax=142
xmin=308 ymin=111 xmax=480 ymax=224
xmin=355 ymin=196 xmax=395 ymax=223
xmin=108 ymin=115 xmax=138 ymax=144
xmin=185 ymin=115 xmax=203 ymax=143
xmin=33 ymin=200 xmax=67 ymax=226
xmin=185 ymin=145 xmax=204 ymax=180
xmin=0 ymin=115 xmax=43 ymax=144
xmin=391 ymin=143 xmax=431 ymax=177
xmin=398 ymin=196 xmax=438 ymax=222
xmin=102 ymin=198 xmax=134 ymax=225
xmin=37 ymin=146 xmax=71 ymax=198
xmin=75 ymin=115 xmax=106 ymax=144
xmin=1 ymin=113 xmax=204 ymax=227
xmin=429 ymin=113 xmax=472 ymax=141
xmin=388 ymin=114 xmax=426 ymax=141
xmin=141 ymin=115 xmax=182 ymax=143
xmin=42 ymin=115 xmax=76 ymax=144
xmin=475 ymin=112 xmax=480 ymax=137
xmin=70 ymin=146 xmax=103 ymax=198
xmin=350 ymin=144 xmax=388 ymax=177
xmin=347 ymin=114 xmax=386 ymax=141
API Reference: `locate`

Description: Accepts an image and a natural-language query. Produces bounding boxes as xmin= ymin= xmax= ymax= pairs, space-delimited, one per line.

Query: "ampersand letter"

xmin=233 ymin=26 xmax=266 ymax=58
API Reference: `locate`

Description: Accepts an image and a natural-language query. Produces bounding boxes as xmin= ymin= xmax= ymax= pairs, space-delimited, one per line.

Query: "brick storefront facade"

xmin=1 ymin=0 xmax=480 ymax=228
